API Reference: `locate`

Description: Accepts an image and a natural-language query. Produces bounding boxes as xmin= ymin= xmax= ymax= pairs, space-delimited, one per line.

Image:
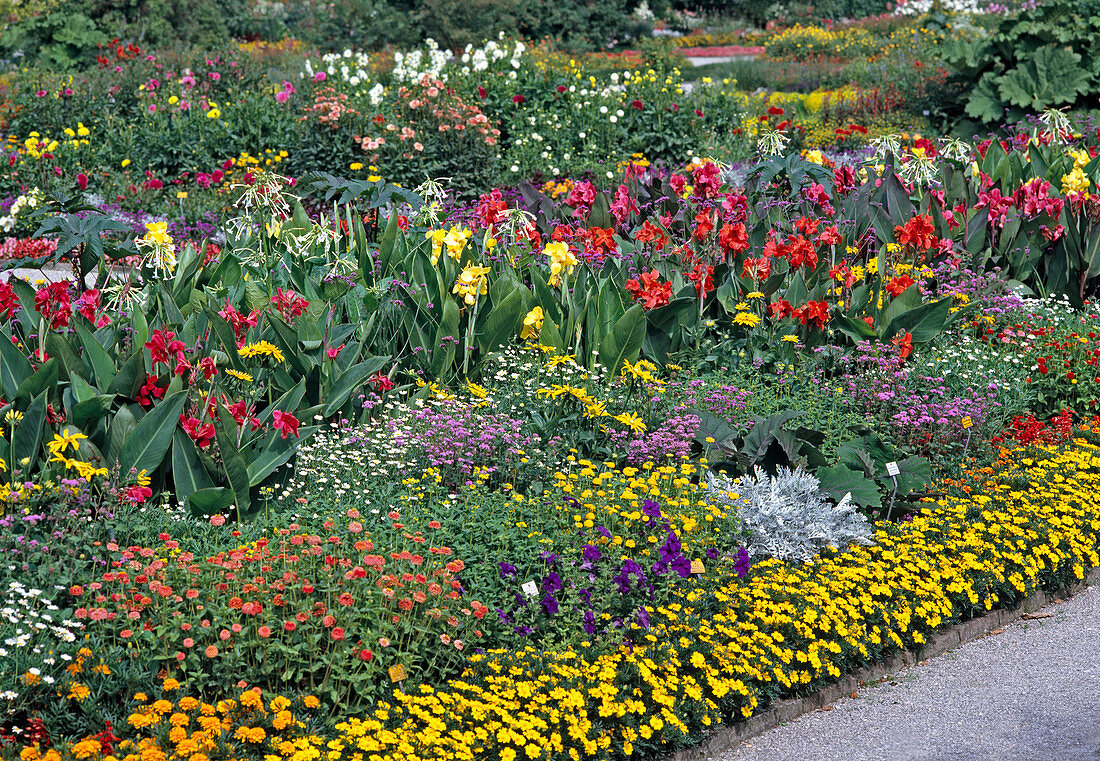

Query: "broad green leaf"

xmin=72 ymin=395 xmax=115 ymax=430
xmin=883 ymin=297 xmax=954 ymax=343
xmin=172 ymin=429 xmax=214 ymax=504
xmin=477 ymin=288 xmax=525 ymax=353
xmin=539 ymin=316 xmax=565 ymax=352
xmin=323 ymin=356 xmax=390 ymax=416
xmin=74 ymin=322 xmax=117 ymax=388
xmin=817 ymin=464 xmax=882 ymax=508
xmin=15 ymin=359 xmax=57 ymax=406
xmin=188 ymin=487 xmax=235 ymax=516
xmin=597 ymin=304 xmax=646 ymax=378
xmin=105 ymin=405 xmax=137 ymax=465
xmin=117 ymin=391 xmax=187 ymax=476
xmin=11 ymin=391 xmax=46 ymax=468
xmin=215 ymin=409 xmax=251 ymax=516
xmin=246 ymin=425 xmax=319 ymax=486
xmin=0 ymin=326 xmax=32 ymax=396
xmin=45 ymin=332 xmax=84 ymax=381
xmin=429 ymin=299 xmax=460 ymax=378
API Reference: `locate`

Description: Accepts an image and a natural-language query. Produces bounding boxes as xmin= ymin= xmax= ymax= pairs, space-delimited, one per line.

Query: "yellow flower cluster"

xmin=318 ymin=438 xmax=1100 ymax=760
xmin=238 ymin=340 xmax=286 ymax=363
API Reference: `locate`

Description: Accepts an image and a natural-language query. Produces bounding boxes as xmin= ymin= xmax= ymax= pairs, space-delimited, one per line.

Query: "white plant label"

xmin=886 ymin=461 xmax=900 ymax=477
xmin=521 ymin=580 xmax=538 ymax=598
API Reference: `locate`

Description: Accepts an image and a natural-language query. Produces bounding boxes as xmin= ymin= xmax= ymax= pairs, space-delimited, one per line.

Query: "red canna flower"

xmin=624 ymin=270 xmax=672 ymax=310
xmin=894 ymin=214 xmax=936 ymax=251
xmin=34 ymin=281 xmax=72 ymax=330
xmin=633 ymin=220 xmax=668 ymax=250
xmin=179 ymin=415 xmax=215 ymax=448
xmin=271 ymin=410 xmax=300 ymax=439
xmin=718 ymin=222 xmax=749 ymax=256
xmin=145 ymin=328 xmax=186 ymax=368
xmin=885 ymin=275 xmax=915 ymax=297
xmin=0 ymin=280 xmax=18 ymax=321
xmin=270 ymin=288 xmax=309 ymax=324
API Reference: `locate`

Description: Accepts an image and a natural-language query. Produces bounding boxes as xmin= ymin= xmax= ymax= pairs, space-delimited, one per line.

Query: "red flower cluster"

xmin=0 ymin=280 xmax=19 ymax=321
xmin=271 ymin=288 xmax=309 ymax=324
xmin=894 ymin=214 xmax=937 ymax=252
xmin=218 ymin=301 xmax=260 ymax=344
xmin=625 ymin=270 xmax=672 ymax=309
xmin=34 ymin=281 xmax=71 ymax=329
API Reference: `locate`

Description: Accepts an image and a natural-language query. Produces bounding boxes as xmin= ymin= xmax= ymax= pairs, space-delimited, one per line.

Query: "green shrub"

xmin=941 ymin=0 xmax=1100 ymax=126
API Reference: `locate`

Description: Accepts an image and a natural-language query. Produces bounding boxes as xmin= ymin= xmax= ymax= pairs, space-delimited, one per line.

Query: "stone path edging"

xmin=663 ymin=566 xmax=1100 ymax=761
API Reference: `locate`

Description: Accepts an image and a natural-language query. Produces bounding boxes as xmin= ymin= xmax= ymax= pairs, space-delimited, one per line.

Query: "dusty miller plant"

xmin=706 ymin=466 xmax=874 ymax=564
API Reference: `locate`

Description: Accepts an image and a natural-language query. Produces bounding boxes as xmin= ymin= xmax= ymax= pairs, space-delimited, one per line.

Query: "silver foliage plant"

xmin=706 ymin=466 xmax=875 ymax=564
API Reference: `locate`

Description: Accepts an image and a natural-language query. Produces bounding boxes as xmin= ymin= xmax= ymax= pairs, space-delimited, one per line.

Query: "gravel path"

xmin=720 ymin=585 xmax=1100 ymax=761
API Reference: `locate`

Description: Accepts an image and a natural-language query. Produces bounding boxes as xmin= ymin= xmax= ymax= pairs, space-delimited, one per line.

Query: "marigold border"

xmin=663 ymin=567 xmax=1100 ymax=761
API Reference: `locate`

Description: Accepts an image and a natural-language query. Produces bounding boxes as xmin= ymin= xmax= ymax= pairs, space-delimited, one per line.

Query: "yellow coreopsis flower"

xmin=453 ymin=264 xmax=490 ymax=306
xmin=48 ymin=428 xmax=88 ymax=457
xmin=239 ymin=341 xmax=286 ymax=363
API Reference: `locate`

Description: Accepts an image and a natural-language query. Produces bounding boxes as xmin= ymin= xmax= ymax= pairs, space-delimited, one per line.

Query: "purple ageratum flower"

xmin=498 ymin=562 xmax=518 ymax=579
xmin=734 ymin=546 xmax=751 ymax=578
xmin=705 ymin=547 xmax=720 ymax=560
xmin=582 ymin=610 xmax=597 ymax=634
xmin=641 ymin=499 xmax=663 ymax=520
xmin=582 ymin=544 xmax=602 ymax=563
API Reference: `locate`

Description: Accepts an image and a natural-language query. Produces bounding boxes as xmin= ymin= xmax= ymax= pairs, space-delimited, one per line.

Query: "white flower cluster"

xmin=895 ymin=0 xmax=992 ymax=14
xmin=459 ymin=33 xmax=525 ymax=76
xmin=304 ymin=49 xmax=372 ymax=87
xmin=0 ymin=187 xmax=44 ymax=233
xmin=1 ymin=580 xmax=82 ymax=663
xmin=392 ymin=38 xmax=450 ymax=84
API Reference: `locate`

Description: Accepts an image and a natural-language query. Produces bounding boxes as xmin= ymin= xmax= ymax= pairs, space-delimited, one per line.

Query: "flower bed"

xmin=30 ymin=435 xmax=1100 ymax=760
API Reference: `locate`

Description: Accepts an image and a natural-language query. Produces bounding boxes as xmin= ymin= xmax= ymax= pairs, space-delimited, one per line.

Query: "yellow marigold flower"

xmin=69 ymin=740 xmax=100 ymax=760
xmin=67 ymin=682 xmax=91 ymax=701
xmin=302 ymin=695 xmax=320 ymax=709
